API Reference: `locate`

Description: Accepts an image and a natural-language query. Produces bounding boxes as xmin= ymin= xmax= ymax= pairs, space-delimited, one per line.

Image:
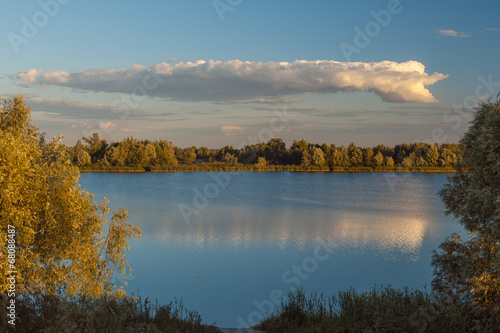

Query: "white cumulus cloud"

xmin=11 ymin=59 xmax=447 ymax=103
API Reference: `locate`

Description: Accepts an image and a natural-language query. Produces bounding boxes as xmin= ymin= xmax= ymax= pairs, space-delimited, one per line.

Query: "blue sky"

xmin=1 ymin=0 xmax=499 ymax=147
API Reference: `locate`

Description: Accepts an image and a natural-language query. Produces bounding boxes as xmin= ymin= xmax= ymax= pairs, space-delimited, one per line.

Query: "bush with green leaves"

xmin=432 ymin=99 xmax=500 ymax=311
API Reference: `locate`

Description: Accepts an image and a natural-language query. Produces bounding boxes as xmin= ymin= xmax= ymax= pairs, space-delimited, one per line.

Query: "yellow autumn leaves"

xmin=0 ymin=95 xmax=141 ymax=298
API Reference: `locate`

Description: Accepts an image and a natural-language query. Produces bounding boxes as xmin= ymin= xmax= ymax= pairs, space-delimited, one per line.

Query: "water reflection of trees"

xmin=154 ymin=208 xmax=434 ymax=261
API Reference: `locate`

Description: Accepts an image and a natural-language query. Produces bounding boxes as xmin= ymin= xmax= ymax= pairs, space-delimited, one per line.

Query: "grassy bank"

xmin=79 ymin=164 xmax=456 ymax=173
xmin=254 ymin=287 xmax=500 ymax=333
xmin=3 ymin=288 xmax=499 ymax=332
xmin=0 ymin=293 xmax=220 ymax=333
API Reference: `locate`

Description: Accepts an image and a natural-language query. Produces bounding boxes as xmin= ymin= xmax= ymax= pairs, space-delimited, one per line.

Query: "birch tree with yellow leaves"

xmin=0 ymin=95 xmax=141 ymax=297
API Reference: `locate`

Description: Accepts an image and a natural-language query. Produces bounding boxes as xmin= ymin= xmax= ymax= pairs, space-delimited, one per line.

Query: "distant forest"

xmin=70 ymin=133 xmax=461 ymax=172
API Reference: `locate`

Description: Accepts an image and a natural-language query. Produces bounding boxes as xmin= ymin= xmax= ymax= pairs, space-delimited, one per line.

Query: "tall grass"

xmin=255 ymin=287 xmax=500 ymax=333
xmin=0 ymin=293 xmax=220 ymax=332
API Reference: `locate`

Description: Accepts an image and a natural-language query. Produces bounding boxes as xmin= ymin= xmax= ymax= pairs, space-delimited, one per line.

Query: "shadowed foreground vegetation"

xmin=0 ymin=293 xmax=220 ymax=332
xmin=255 ymin=287 xmax=500 ymax=333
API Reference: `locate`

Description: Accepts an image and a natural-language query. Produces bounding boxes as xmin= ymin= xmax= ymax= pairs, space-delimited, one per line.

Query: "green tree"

xmin=155 ymin=140 xmax=177 ymax=166
xmin=301 ymin=146 xmax=325 ymax=167
xmin=223 ymin=152 xmax=238 ymax=165
xmin=415 ymin=155 xmax=428 ymax=167
xmin=348 ymin=143 xmax=363 ymax=167
xmin=384 ymin=156 xmax=395 ymax=167
xmin=256 ymin=156 xmax=267 ymax=167
xmin=240 ymin=146 xmax=258 ymax=164
xmin=196 ymin=146 xmax=209 ymax=159
xmin=395 ymin=144 xmax=408 ymax=165
xmin=332 ymin=146 xmax=350 ymax=167
xmin=401 ymin=156 xmax=413 ymax=168
xmin=129 ymin=139 xmax=147 ymax=167
xmin=74 ymin=149 xmax=92 ymax=166
xmin=105 ymin=144 xmax=127 ymax=166
xmin=424 ymin=144 xmax=440 ymax=166
xmin=144 ymin=141 xmax=157 ymax=165
xmin=73 ymin=140 xmax=91 ymax=167
xmin=311 ymin=147 xmax=325 ymax=166
xmin=372 ymin=151 xmax=384 ymax=167
xmin=363 ymin=148 xmax=374 ymax=166
xmin=267 ymin=138 xmax=287 ymax=165
xmin=432 ymin=99 xmax=500 ymax=311
xmin=0 ymin=96 xmax=141 ymax=297
xmin=438 ymin=147 xmax=456 ymax=167
xmin=321 ymin=143 xmax=333 ymax=164
xmin=183 ymin=147 xmax=197 ymax=165
xmin=290 ymin=139 xmax=309 ymax=165
xmin=82 ymin=133 xmax=107 ymax=164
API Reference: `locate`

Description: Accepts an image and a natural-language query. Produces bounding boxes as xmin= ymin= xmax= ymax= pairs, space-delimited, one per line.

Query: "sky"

xmin=1 ymin=0 xmax=499 ymax=148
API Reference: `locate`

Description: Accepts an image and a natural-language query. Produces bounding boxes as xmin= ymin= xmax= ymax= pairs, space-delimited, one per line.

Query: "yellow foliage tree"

xmin=0 ymin=96 xmax=141 ymax=297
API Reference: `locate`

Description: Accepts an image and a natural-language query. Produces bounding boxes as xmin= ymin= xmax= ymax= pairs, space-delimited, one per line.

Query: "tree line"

xmin=70 ymin=134 xmax=462 ymax=171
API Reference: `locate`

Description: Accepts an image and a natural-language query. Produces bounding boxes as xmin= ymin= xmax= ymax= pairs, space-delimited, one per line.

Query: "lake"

xmin=79 ymin=172 xmax=461 ymax=328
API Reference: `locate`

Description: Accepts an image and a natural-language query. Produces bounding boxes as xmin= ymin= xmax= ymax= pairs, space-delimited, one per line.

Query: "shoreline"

xmin=79 ymin=166 xmax=456 ymax=173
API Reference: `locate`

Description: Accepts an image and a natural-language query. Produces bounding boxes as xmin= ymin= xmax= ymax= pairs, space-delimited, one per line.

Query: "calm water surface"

xmin=79 ymin=172 xmax=461 ymax=327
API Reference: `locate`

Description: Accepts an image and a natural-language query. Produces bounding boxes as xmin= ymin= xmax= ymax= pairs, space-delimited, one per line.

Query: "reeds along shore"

xmin=0 ymin=293 xmax=220 ymax=333
xmin=78 ymin=164 xmax=456 ymax=173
